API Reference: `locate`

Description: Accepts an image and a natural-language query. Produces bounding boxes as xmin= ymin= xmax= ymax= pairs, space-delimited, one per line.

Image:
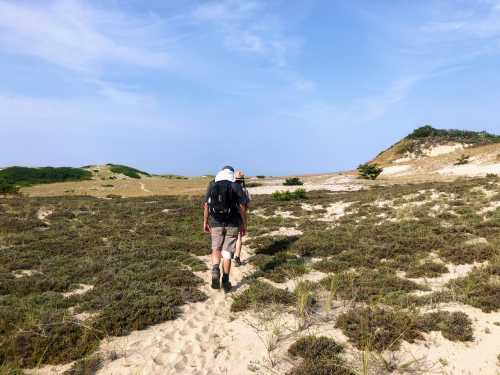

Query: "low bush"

xmin=357 ymin=163 xmax=383 ymax=180
xmin=0 ymin=179 xmax=18 ymax=194
xmin=407 ymin=125 xmax=500 ymax=144
xmin=455 ymin=154 xmax=470 ymax=166
xmin=245 ymin=182 xmax=262 ymax=188
xmin=283 ymin=177 xmax=304 ymax=186
xmin=158 ymin=174 xmax=188 ymax=179
xmin=320 ymin=269 xmax=426 ymax=303
xmin=63 ymin=354 xmax=103 ymax=375
xmin=288 ymin=336 xmax=354 ymax=375
xmin=405 ymin=261 xmax=448 ymax=278
xmin=289 ymin=336 xmax=344 ymax=360
xmin=0 ymin=166 xmax=92 ymax=191
xmin=335 ymin=306 xmax=424 ymax=351
xmin=231 ymin=281 xmax=294 ymax=312
xmin=446 ymin=260 xmax=500 ymax=312
xmin=106 ymin=164 xmax=150 ymax=179
xmin=247 ymin=252 xmax=307 ymax=283
xmin=417 ymin=311 xmax=473 ymax=341
xmin=336 ymin=306 xmax=474 ymax=352
xmin=273 ymin=189 xmax=307 ymax=201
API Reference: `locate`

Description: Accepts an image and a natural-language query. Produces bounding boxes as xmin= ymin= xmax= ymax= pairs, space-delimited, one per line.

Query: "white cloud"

xmin=421 ymin=1 xmax=500 ymax=40
xmin=0 ymin=0 xmax=170 ymax=73
xmin=191 ymin=0 xmax=298 ymax=67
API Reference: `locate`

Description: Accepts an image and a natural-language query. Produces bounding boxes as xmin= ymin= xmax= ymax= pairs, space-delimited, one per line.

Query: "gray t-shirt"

xmin=204 ymin=180 xmax=248 ymax=227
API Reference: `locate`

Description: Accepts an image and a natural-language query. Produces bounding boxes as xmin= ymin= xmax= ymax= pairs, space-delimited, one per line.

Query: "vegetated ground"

xmin=2 ymin=175 xmax=500 ymax=374
xmin=19 ymin=165 xmax=211 ymax=197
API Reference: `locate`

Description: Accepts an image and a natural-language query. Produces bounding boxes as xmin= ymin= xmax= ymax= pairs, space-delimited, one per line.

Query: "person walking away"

xmin=233 ymin=171 xmax=251 ymax=266
xmin=203 ymin=166 xmax=248 ymax=292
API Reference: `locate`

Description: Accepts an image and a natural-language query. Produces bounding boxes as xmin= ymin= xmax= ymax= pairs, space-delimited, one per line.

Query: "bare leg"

xmin=223 ymin=258 xmax=231 ymax=274
xmin=211 ymin=248 xmax=221 ymax=267
xmin=211 ymin=249 xmax=222 ymax=289
xmin=235 ymin=233 xmax=242 ymax=258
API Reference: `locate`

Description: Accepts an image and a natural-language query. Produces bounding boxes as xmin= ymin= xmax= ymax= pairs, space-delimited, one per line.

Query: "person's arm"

xmin=203 ymin=203 xmax=210 ymax=233
xmin=239 ymin=204 xmax=247 ymax=236
xmin=203 ymin=182 xmax=212 ymax=233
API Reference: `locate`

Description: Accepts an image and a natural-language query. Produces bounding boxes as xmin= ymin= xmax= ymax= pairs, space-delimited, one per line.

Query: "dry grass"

xmin=20 ymin=176 xmax=211 ymax=197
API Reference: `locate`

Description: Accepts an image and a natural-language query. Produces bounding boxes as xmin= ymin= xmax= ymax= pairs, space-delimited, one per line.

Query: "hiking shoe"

xmin=222 ymin=280 xmax=232 ymax=293
xmin=211 ymin=268 xmax=220 ymax=289
xmin=211 ymin=275 xmax=220 ymax=289
xmin=234 ymin=256 xmax=242 ymax=267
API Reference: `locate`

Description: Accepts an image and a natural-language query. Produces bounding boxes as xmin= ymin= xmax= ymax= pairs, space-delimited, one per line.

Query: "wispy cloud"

xmin=191 ymin=0 xmax=300 ymax=67
xmin=421 ymin=0 xmax=500 ymax=40
xmin=0 ymin=0 xmax=170 ymax=73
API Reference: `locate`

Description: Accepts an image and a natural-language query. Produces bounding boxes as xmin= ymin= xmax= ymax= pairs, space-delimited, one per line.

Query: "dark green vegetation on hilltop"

xmin=106 ymin=164 xmax=150 ymax=179
xmin=0 ymin=167 xmax=92 ymax=194
xmin=395 ymin=125 xmax=500 ymax=156
xmin=408 ymin=125 xmax=500 ymax=143
xmin=0 ymin=195 xmax=208 ymax=368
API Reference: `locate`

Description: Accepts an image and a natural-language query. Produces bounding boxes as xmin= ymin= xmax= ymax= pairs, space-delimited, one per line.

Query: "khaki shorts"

xmin=211 ymin=226 xmax=239 ymax=254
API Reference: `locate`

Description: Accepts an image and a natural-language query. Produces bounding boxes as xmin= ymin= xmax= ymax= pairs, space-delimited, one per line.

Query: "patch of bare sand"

xmin=318 ymin=201 xmax=354 ymax=222
xmin=63 ymin=284 xmax=94 ymax=298
xmin=94 ymin=244 xmax=275 ymax=375
xmin=398 ymin=303 xmax=500 ymax=375
xmin=380 ymin=165 xmax=412 ymax=176
xmin=36 ymin=207 xmax=53 ymax=221
xmin=266 ymin=227 xmax=303 ymax=237
xmin=248 ymin=174 xmax=366 ymax=196
xmin=438 ymin=162 xmax=500 ymax=177
xmin=407 ymin=262 xmax=487 ymax=292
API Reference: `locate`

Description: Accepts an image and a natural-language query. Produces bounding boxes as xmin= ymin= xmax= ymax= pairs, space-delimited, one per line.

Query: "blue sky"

xmin=1 ymin=0 xmax=500 ymax=176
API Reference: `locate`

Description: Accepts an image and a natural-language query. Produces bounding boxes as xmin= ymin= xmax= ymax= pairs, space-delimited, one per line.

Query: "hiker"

xmin=233 ymin=170 xmax=251 ymax=267
xmin=203 ymin=166 xmax=248 ymax=292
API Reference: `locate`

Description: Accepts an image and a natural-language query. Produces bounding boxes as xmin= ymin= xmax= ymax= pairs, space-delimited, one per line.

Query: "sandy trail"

xmin=98 ymin=243 xmax=269 ymax=375
xmin=139 ymin=181 xmax=152 ymax=194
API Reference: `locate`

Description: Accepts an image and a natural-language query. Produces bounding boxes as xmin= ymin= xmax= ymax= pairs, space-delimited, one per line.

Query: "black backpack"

xmin=209 ymin=180 xmax=234 ymax=220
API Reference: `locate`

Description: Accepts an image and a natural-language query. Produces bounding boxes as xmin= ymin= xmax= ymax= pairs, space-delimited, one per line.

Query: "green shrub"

xmin=357 ymin=163 xmax=383 ymax=180
xmin=335 ymin=306 xmax=424 ymax=351
xmin=289 ymin=336 xmax=343 ymax=360
xmin=405 ymin=261 xmax=448 ymax=278
xmin=158 ymin=174 xmax=188 ymax=180
xmin=245 ymin=182 xmax=262 ymax=188
xmin=446 ymin=260 xmax=500 ymax=312
xmin=287 ymin=336 xmax=354 ymax=375
xmin=272 ymin=189 xmax=307 ymax=201
xmin=230 ymin=281 xmax=294 ymax=312
xmin=417 ymin=311 xmax=473 ymax=342
xmin=106 ymin=164 xmax=150 ymax=179
xmin=455 ymin=154 xmax=470 ymax=166
xmin=0 ymin=167 xmax=92 ymax=188
xmin=0 ymin=179 xmax=18 ymax=194
xmin=256 ymin=175 xmax=266 ymax=179
xmin=63 ymin=354 xmax=103 ymax=375
xmin=319 ymin=269 xmax=426 ymax=303
xmin=336 ymin=306 xmax=474 ymax=353
xmin=407 ymin=125 xmax=500 ymax=144
xmin=283 ymin=177 xmax=304 ymax=186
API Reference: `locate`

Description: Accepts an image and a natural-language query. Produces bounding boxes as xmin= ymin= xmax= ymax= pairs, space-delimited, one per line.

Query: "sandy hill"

xmin=371 ymin=125 xmax=500 ymax=181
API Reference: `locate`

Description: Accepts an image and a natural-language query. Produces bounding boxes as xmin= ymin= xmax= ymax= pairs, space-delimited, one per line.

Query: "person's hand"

xmin=203 ymin=222 xmax=211 ymax=234
xmin=239 ymin=226 xmax=246 ymax=237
